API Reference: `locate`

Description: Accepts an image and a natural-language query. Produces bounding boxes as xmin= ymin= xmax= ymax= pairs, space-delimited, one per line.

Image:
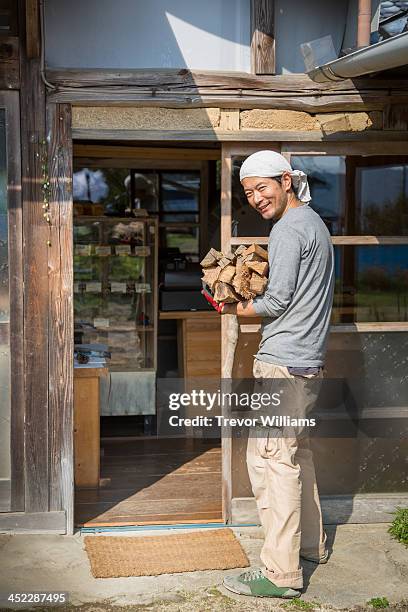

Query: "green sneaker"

xmin=223 ymin=567 xmax=301 ymax=598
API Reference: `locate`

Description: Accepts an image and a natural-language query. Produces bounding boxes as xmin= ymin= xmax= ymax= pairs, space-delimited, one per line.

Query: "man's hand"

xmin=220 ymin=303 xmax=237 ymax=315
xmin=220 ymin=300 xmax=259 ymax=317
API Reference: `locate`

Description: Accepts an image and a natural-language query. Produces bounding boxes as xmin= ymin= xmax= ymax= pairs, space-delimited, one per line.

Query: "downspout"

xmin=357 ymin=0 xmax=372 ymax=48
xmin=307 ymin=30 xmax=408 ymax=82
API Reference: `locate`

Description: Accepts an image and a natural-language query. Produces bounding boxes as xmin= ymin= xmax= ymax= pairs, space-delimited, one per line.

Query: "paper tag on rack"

xmin=110 ymin=281 xmax=127 ymax=293
xmin=135 ymin=283 xmax=151 ymax=293
xmin=134 ymin=246 xmax=151 ymax=256
xmin=85 ymin=281 xmax=102 ymax=293
xmin=73 ymin=282 xmax=80 ymax=293
xmin=75 ymin=244 xmax=92 ymax=256
xmin=115 ymin=245 xmax=131 ymax=256
xmin=94 ymin=318 xmax=109 ymax=329
xmin=95 ymin=245 xmax=111 ymax=256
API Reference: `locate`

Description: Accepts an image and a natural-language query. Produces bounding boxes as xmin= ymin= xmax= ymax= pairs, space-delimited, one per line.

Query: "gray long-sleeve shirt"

xmin=252 ymin=204 xmax=334 ymax=367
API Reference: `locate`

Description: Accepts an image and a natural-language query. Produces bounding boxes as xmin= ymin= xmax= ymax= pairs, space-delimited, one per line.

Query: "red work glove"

xmin=201 ymin=288 xmax=224 ymax=314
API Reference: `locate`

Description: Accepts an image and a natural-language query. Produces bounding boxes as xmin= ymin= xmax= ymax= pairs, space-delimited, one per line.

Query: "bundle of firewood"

xmin=200 ymin=244 xmax=269 ymax=303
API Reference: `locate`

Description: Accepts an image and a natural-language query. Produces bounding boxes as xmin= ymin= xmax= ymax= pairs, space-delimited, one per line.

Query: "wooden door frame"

xmin=0 ymin=90 xmax=24 ymax=513
xmin=41 ymin=117 xmax=408 ymax=531
xmin=46 ymin=102 xmax=74 ymax=534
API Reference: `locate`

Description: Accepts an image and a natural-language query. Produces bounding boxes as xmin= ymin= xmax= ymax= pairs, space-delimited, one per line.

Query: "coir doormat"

xmin=84 ymin=528 xmax=249 ymax=578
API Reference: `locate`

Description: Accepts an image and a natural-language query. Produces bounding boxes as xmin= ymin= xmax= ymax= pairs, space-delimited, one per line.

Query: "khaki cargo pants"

xmin=246 ymin=358 xmax=327 ymax=590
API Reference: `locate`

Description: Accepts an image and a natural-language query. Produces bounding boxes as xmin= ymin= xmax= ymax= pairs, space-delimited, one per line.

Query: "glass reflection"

xmin=333 ymin=246 xmax=408 ymax=323
xmin=0 ymin=108 xmax=10 ymax=511
xmin=356 ymin=164 xmax=408 ymax=235
xmin=291 ymin=155 xmax=346 ymax=234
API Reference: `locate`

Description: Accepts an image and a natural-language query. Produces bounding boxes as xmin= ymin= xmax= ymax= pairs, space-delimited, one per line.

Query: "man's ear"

xmin=281 ymin=171 xmax=292 ymax=193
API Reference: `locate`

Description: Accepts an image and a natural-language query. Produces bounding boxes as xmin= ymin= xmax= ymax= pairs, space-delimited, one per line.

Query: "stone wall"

xmin=72 ymin=106 xmax=390 ymax=134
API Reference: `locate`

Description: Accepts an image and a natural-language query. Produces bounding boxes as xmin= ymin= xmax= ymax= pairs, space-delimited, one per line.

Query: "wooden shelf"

xmin=159 ymin=310 xmax=219 ymax=320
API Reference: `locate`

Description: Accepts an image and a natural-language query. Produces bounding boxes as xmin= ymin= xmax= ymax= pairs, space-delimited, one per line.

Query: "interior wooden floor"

xmin=75 ymin=438 xmax=222 ymax=527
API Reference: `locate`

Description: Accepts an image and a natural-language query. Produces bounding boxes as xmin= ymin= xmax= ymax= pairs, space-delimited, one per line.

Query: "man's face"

xmin=241 ymin=174 xmax=289 ymax=220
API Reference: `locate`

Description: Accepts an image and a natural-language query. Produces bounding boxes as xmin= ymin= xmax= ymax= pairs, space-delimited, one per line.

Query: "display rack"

xmin=73 ymin=215 xmax=158 ymax=415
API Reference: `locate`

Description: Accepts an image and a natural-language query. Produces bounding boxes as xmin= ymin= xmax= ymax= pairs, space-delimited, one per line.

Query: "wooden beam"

xmin=73 ymin=144 xmax=220 ymax=161
xmin=240 ymin=322 xmax=408 ymax=334
xmin=71 ymin=128 xmax=408 ymax=143
xmin=25 ymin=0 xmax=40 ymax=59
xmin=19 ymin=0 xmax=49 ymax=513
xmin=0 ymin=36 xmax=19 ymax=89
xmin=231 ymin=236 xmax=408 ymax=246
xmin=48 ymin=90 xmax=400 ymax=112
xmin=331 ymin=236 xmax=408 ymax=245
xmin=0 ymin=510 xmax=66 ymax=533
xmin=46 ymin=69 xmax=408 ymax=92
xmin=46 ymin=103 xmax=74 ymax=535
xmin=251 ymin=0 xmax=275 ymax=75
xmin=232 ymin=494 xmax=408 ymax=525
xmin=45 ymin=67 xmax=408 ymax=111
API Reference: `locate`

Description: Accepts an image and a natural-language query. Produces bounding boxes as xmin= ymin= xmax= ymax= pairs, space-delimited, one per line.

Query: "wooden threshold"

xmin=75 ymin=438 xmax=222 ymax=528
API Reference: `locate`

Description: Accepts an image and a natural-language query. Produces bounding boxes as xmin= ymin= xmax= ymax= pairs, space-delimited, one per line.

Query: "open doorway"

xmin=72 ymin=143 xmax=223 ymax=527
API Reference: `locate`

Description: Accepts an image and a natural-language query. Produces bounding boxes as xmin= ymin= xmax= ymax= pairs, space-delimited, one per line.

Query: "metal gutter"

xmin=308 ymin=30 xmax=408 ymax=82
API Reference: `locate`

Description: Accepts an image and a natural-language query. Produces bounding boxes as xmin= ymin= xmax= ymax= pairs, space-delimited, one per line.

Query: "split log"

xmin=200 ymin=247 xmax=223 ymax=268
xmin=218 ymin=264 xmax=236 ymax=283
xmin=202 ymin=265 xmax=221 ymax=290
xmin=243 ymin=251 xmax=265 ymax=263
xmin=233 ymin=263 xmax=256 ymax=300
xmin=218 ymin=256 xmax=233 ymax=269
xmin=234 ymin=244 xmax=247 ymax=256
xmin=246 ymin=260 xmax=269 ymax=276
xmin=242 ymin=244 xmax=268 ymax=261
xmin=224 ymin=250 xmax=236 ymax=262
xmin=200 ymin=243 xmax=269 ymax=303
xmin=250 ymin=273 xmax=268 ymax=295
xmin=213 ymin=281 xmax=241 ymax=303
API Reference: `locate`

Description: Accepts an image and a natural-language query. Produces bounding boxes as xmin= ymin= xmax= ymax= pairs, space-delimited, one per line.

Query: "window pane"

xmin=161 ymin=214 xmax=199 ymax=223
xmin=133 ymin=171 xmax=159 ymax=213
xmin=74 ymin=217 xmax=157 ymax=372
xmin=332 ymin=246 xmax=408 ymax=323
xmin=291 ymin=156 xmax=346 ymax=235
xmin=161 ymin=226 xmax=199 ymax=261
xmin=161 ymin=172 xmax=200 ymax=212
xmin=324 ymin=331 xmax=408 ymax=494
xmin=356 ymin=164 xmax=408 ymax=235
xmin=0 ymin=108 xmax=11 ymax=511
xmin=73 ymin=168 xmax=132 ymax=215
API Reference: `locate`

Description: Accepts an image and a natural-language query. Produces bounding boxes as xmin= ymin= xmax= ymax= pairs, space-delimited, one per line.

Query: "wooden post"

xmin=251 ymin=0 xmax=275 ymax=75
xmin=25 ymin=0 xmax=40 ymax=59
xmin=46 ymin=103 xmax=74 ymax=534
xmin=220 ymin=144 xmax=239 ymax=523
xmin=19 ymin=0 xmax=49 ymax=513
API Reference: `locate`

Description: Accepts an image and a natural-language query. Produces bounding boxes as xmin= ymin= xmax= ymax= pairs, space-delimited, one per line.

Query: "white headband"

xmin=239 ymin=150 xmax=311 ymax=204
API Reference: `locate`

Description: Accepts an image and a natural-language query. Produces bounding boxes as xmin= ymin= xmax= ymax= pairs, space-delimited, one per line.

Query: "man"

xmin=220 ymin=150 xmax=335 ymax=599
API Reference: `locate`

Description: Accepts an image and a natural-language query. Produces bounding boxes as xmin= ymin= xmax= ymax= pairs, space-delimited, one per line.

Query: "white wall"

xmin=275 ymin=0 xmax=381 ymax=74
xmin=44 ymin=0 xmax=251 ymax=71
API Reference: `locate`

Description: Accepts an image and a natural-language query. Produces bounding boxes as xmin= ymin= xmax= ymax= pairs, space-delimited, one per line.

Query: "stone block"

xmin=240 ymin=109 xmax=318 ymax=131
